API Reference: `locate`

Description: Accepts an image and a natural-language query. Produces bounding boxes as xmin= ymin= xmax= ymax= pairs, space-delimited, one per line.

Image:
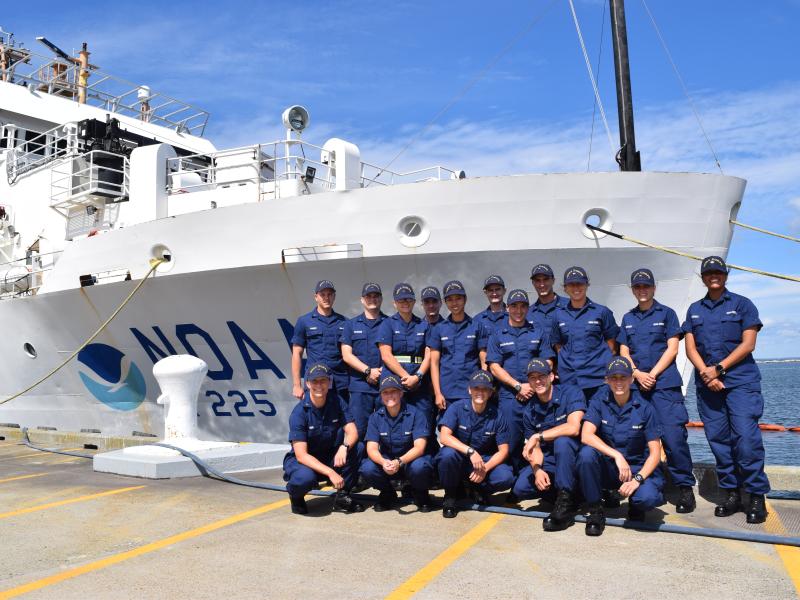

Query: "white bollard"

xmin=153 ymin=354 xmax=208 ymax=442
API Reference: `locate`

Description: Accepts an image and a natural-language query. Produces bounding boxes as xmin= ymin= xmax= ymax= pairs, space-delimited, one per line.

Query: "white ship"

xmin=0 ymin=17 xmax=745 ymax=443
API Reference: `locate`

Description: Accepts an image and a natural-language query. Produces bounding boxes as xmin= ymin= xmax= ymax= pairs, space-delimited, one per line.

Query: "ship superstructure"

xmin=0 ymin=28 xmax=746 ymax=442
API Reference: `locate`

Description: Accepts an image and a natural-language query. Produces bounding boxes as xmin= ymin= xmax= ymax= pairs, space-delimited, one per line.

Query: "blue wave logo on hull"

xmin=77 ymin=343 xmax=147 ymax=411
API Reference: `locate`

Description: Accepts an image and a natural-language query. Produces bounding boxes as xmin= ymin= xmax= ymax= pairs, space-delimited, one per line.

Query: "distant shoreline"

xmin=756 ymin=358 xmax=800 ymax=364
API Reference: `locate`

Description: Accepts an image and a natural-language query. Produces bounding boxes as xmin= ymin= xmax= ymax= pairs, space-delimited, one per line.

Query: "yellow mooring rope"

xmin=0 ymin=258 xmax=165 ymax=406
xmin=730 ymin=220 xmax=800 ymax=243
xmin=586 ymin=224 xmax=800 ymax=283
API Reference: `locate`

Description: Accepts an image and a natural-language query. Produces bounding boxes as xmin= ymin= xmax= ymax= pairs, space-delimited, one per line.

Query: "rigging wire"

xmin=586 ymin=224 xmax=800 ymax=283
xmin=587 ymin=0 xmax=608 ymax=171
xmin=730 ymin=220 xmax=800 ymax=243
xmin=639 ymin=0 xmax=723 ymax=173
xmin=366 ymin=0 xmax=559 ymax=187
xmin=568 ymin=0 xmax=616 ymax=159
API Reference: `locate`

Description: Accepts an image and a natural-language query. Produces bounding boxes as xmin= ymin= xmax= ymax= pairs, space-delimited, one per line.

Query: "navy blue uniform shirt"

xmin=527 ymin=294 xmax=568 ymax=332
xmin=439 ymin=399 xmax=510 ymax=455
xmin=486 ymin=321 xmax=556 ymax=400
xmin=617 ymin=300 xmax=683 ymax=389
xmin=584 ymin=388 xmax=662 ymax=466
xmin=474 ymin=306 xmax=508 ymax=337
xmin=340 ymin=312 xmax=387 ymax=392
xmin=522 ymin=383 xmax=587 ymax=440
xmin=365 ymin=403 xmax=430 ymax=458
xmin=427 ymin=315 xmax=488 ymax=400
xmin=291 ymin=309 xmax=348 ymax=388
xmin=552 ymin=299 xmax=619 ymax=388
xmin=287 ymin=392 xmax=353 ymax=458
xmin=682 ymin=289 xmax=762 ymax=389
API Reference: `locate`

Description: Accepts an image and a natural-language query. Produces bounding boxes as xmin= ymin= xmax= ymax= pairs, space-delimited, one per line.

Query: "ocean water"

xmin=684 ymin=360 xmax=800 ymax=467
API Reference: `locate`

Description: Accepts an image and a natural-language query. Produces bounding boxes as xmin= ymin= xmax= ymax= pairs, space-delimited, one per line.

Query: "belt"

xmin=393 ymin=354 xmax=423 ymax=364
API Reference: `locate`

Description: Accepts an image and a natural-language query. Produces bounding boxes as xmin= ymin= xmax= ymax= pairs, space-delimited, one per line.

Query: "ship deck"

xmin=0 ymin=440 xmax=798 ymax=599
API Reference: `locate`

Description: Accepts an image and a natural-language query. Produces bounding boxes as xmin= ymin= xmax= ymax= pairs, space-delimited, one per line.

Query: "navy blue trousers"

xmin=696 ymin=384 xmax=770 ymax=494
xmin=498 ymin=395 xmax=525 ymax=473
xmin=577 ymin=446 xmax=664 ymax=510
xmin=360 ymin=455 xmax=434 ymax=492
xmin=513 ymin=436 xmax=580 ymax=498
xmin=435 ymin=447 xmax=514 ymax=494
xmin=641 ymin=387 xmax=696 ymax=487
xmin=283 ymin=442 xmax=364 ymax=498
xmin=348 ymin=391 xmax=380 ymax=440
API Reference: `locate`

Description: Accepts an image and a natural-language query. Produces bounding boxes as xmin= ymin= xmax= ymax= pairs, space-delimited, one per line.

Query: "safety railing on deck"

xmin=166 ymin=140 xmax=457 ymax=197
xmin=50 ymin=149 xmax=129 ymax=213
xmin=1 ymin=48 xmax=209 ymax=135
xmin=0 ymin=250 xmax=63 ymax=298
xmin=5 ymin=123 xmax=80 ymax=184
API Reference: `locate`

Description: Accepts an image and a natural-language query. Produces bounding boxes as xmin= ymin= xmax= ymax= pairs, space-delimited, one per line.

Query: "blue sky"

xmin=5 ymin=1 xmax=799 ymax=356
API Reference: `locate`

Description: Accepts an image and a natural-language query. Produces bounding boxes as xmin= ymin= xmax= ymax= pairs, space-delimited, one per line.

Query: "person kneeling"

xmin=360 ymin=374 xmax=434 ymax=512
xmin=513 ymin=359 xmax=586 ymax=531
xmin=282 ymin=363 xmax=365 ymax=515
xmin=578 ymin=357 xmax=665 ymax=536
xmin=436 ymin=370 xmax=514 ymax=518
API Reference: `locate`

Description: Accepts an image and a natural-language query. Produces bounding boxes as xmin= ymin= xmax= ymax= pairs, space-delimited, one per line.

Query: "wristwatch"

xmin=514 ymin=383 xmax=522 ymax=392
xmin=634 ymin=473 xmax=645 ymax=484
xmin=397 ymin=458 xmax=405 ymax=468
xmin=364 ymin=366 xmax=371 ymax=377
xmin=715 ymin=363 xmax=727 ymax=377
xmin=538 ymin=433 xmax=545 ymax=444
xmin=342 ymin=441 xmax=351 ymax=450
xmin=466 ymin=447 xmax=475 ymax=457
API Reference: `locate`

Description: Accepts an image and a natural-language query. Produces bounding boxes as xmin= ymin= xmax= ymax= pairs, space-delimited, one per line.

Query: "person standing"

xmin=618 ymin=268 xmax=696 ymax=513
xmin=340 ymin=283 xmax=387 ymax=439
xmin=552 ymin=266 xmax=619 ymax=401
xmin=486 ymin=289 xmax=555 ymax=470
xmin=421 ymin=286 xmax=444 ymax=327
xmin=474 ymin=275 xmax=508 ymax=337
xmin=683 ymin=256 xmax=769 ymax=524
xmin=513 ymin=359 xmax=586 ymax=531
xmin=429 ymin=280 xmax=489 ymax=413
xmin=359 ymin=373 xmax=434 ymax=512
xmin=377 ymin=283 xmax=434 ymax=433
xmin=282 ymin=363 xmax=365 ymax=515
xmin=436 ymin=370 xmax=514 ymax=517
xmin=291 ymin=280 xmax=348 ymax=403
xmin=527 ymin=264 xmax=567 ymax=333
xmin=578 ymin=357 xmax=665 ymax=536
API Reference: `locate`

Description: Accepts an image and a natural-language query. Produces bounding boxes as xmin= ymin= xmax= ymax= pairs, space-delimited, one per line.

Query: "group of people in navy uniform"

xmin=284 ymin=255 xmax=771 ymax=536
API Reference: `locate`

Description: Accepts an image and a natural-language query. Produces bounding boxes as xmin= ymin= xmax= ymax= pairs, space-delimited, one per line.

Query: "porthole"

xmin=397 ymin=216 xmax=430 ymax=248
xmin=23 ymin=343 xmax=37 ymax=359
xmin=581 ymin=208 xmax=613 ymax=240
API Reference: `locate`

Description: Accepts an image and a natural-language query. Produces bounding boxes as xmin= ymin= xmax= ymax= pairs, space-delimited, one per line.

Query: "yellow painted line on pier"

xmin=385 ymin=513 xmax=506 ymax=599
xmin=0 ymin=486 xmax=145 ymax=521
xmin=0 ymin=448 xmax=84 ymax=462
xmin=0 ymin=496 xmax=290 ymax=599
xmin=764 ymin=500 xmax=800 ymax=596
xmin=0 ymin=473 xmax=51 ymax=484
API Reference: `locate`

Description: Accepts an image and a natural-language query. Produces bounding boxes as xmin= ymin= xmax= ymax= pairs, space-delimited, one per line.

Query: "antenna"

xmin=36 ymin=36 xmax=72 ymax=62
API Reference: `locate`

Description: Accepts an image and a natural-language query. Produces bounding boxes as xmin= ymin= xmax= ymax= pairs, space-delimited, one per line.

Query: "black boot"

xmin=627 ymin=503 xmax=646 ymax=522
xmin=602 ymin=489 xmax=621 ymax=508
xmin=332 ymin=492 xmax=365 ymax=513
xmin=714 ymin=489 xmax=742 ymax=517
xmin=676 ymin=486 xmax=696 ymax=514
xmin=290 ymin=496 xmax=309 ymax=515
xmin=414 ymin=490 xmax=433 ymax=513
xmin=746 ymin=494 xmax=768 ymax=524
xmin=374 ymin=489 xmax=397 ymax=512
xmin=442 ymin=493 xmax=458 ymax=518
xmin=543 ymin=489 xmax=576 ymax=532
xmin=585 ymin=502 xmax=605 ymax=536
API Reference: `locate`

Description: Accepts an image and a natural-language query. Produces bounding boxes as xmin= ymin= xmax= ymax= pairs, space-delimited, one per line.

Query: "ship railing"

xmin=0 ymin=250 xmax=63 ymax=298
xmin=166 ymin=140 xmax=457 ymax=197
xmin=50 ymin=150 xmax=130 ymax=215
xmin=1 ymin=49 xmax=209 ymax=135
xmin=5 ymin=123 xmax=81 ymax=184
